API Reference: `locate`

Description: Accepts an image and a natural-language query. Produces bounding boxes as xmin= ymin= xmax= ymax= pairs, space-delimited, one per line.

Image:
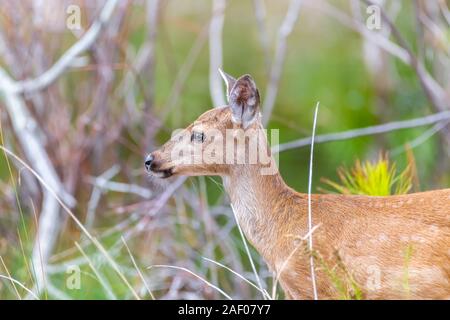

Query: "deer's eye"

xmin=191 ymin=131 xmax=205 ymax=143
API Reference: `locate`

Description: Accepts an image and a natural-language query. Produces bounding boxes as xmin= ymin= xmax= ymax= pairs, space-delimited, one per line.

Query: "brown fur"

xmin=149 ymin=96 xmax=450 ymax=300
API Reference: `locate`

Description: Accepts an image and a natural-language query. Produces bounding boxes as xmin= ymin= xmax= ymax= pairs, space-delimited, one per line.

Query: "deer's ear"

xmin=219 ymin=68 xmax=236 ymax=101
xmin=228 ymin=74 xmax=260 ymax=129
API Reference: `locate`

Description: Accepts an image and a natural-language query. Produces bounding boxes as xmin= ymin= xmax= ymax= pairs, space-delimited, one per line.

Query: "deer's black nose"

xmin=145 ymin=154 xmax=154 ymax=172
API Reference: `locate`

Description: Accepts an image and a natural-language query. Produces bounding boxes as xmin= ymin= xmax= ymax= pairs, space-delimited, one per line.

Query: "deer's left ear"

xmin=227 ymin=74 xmax=260 ymax=129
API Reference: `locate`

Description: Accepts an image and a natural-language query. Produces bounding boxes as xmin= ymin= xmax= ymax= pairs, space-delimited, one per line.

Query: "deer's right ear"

xmin=228 ymin=74 xmax=260 ymax=129
xmin=219 ymin=68 xmax=236 ymax=102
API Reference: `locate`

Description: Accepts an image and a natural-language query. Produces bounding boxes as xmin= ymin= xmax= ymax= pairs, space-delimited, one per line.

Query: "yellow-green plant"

xmin=321 ymin=152 xmax=417 ymax=196
xmin=313 ymin=250 xmax=364 ymax=300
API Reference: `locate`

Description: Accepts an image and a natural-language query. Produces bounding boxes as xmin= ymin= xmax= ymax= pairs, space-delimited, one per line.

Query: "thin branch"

xmin=391 ymin=120 xmax=450 ymax=156
xmin=11 ymin=0 xmax=119 ymax=94
xmin=0 ymin=67 xmax=75 ymax=296
xmin=85 ymin=165 xmax=120 ymax=231
xmin=145 ymin=0 xmax=161 ymax=112
xmin=144 ymin=0 xmax=161 ymax=149
xmin=308 ymin=0 xmax=410 ymax=63
xmin=252 ymin=0 xmax=272 ymax=73
xmin=439 ymin=0 xmax=450 ymax=25
xmin=87 ymin=176 xmax=152 ymax=199
xmin=209 ymin=0 xmax=227 ymax=107
xmin=362 ymin=0 xmax=449 ymax=113
xmin=262 ymin=0 xmax=303 ymax=125
xmin=162 ymin=25 xmax=209 ymax=121
xmin=273 ymin=111 xmax=450 ymax=153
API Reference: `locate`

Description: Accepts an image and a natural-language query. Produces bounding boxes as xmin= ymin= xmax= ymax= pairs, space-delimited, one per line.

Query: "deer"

xmin=145 ymin=70 xmax=450 ymax=299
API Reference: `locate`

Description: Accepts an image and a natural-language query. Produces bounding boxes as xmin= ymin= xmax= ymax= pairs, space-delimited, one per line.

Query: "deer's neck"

xmin=223 ymin=164 xmax=306 ymax=260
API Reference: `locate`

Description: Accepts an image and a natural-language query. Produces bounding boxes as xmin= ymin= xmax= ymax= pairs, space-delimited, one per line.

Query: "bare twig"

xmin=391 ymin=121 xmax=450 ymax=156
xmin=209 ymin=0 xmax=227 ymax=107
xmin=145 ymin=0 xmax=161 ymax=113
xmin=85 ymin=165 xmax=121 ymax=231
xmin=274 ymin=111 xmax=450 ymax=153
xmin=362 ymin=0 xmax=449 ymax=113
xmin=162 ymin=26 xmax=209 ymax=120
xmin=11 ymin=0 xmax=119 ymax=94
xmin=308 ymin=0 xmax=409 ymax=63
xmin=143 ymin=0 xmax=161 ymax=149
xmin=310 ymin=0 xmax=449 ymax=122
xmin=88 ymin=176 xmax=152 ymax=199
xmin=0 ymin=68 xmax=74 ymax=297
xmin=252 ymin=0 xmax=272 ymax=73
xmin=439 ymin=0 xmax=450 ymax=25
xmin=262 ymin=0 xmax=303 ymax=125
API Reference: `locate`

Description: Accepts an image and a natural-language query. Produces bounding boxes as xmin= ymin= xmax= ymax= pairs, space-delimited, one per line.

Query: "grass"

xmin=0 ymin=143 xmax=274 ymax=300
xmin=314 ymin=250 xmax=364 ymax=300
xmin=321 ymin=152 xmax=417 ymax=196
xmin=312 ymin=151 xmax=420 ymax=299
xmin=402 ymin=244 xmax=414 ymax=298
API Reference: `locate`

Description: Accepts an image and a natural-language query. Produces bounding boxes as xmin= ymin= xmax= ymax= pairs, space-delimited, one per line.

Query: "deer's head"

xmin=145 ymin=71 xmax=274 ymax=178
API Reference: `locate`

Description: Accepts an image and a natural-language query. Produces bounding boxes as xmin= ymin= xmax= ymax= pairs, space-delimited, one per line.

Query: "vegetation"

xmin=321 ymin=152 xmax=417 ymax=196
xmin=0 ymin=0 xmax=448 ymax=299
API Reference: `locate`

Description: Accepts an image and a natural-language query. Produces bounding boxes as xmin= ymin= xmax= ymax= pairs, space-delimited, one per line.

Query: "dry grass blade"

xmin=148 ymin=264 xmax=232 ymax=300
xmin=230 ymin=203 xmax=267 ymax=299
xmin=272 ymin=223 xmax=321 ymax=299
xmin=202 ymin=257 xmax=271 ymax=300
xmin=275 ymin=111 xmax=450 ymax=153
xmin=121 ymin=236 xmax=155 ymax=300
xmin=0 ymin=256 xmax=21 ymax=299
xmin=0 ymin=274 xmax=39 ymax=300
xmin=307 ymin=102 xmax=319 ymax=300
xmin=30 ymin=200 xmax=47 ymax=299
xmin=0 ymin=145 xmax=140 ymax=300
xmin=74 ymin=242 xmax=117 ymax=300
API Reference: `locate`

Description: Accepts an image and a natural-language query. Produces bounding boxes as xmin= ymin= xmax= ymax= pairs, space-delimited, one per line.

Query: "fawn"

xmin=145 ymin=71 xmax=450 ymax=299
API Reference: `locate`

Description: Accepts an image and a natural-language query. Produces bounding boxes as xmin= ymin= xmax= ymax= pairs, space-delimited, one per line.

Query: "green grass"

xmin=321 ymin=152 xmax=417 ymax=196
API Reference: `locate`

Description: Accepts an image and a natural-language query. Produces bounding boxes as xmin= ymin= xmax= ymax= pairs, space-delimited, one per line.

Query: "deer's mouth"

xmin=150 ymin=167 xmax=174 ymax=179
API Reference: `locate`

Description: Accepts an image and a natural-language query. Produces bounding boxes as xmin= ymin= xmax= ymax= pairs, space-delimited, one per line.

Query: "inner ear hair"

xmin=228 ymin=74 xmax=260 ymax=129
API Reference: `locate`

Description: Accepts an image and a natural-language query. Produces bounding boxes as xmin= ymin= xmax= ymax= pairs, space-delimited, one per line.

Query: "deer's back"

xmin=274 ymin=189 xmax=450 ymax=299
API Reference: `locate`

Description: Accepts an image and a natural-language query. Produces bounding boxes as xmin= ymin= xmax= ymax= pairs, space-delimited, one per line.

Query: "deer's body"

xmin=225 ymin=162 xmax=450 ymax=299
xmin=146 ymin=71 xmax=450 ymax=299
